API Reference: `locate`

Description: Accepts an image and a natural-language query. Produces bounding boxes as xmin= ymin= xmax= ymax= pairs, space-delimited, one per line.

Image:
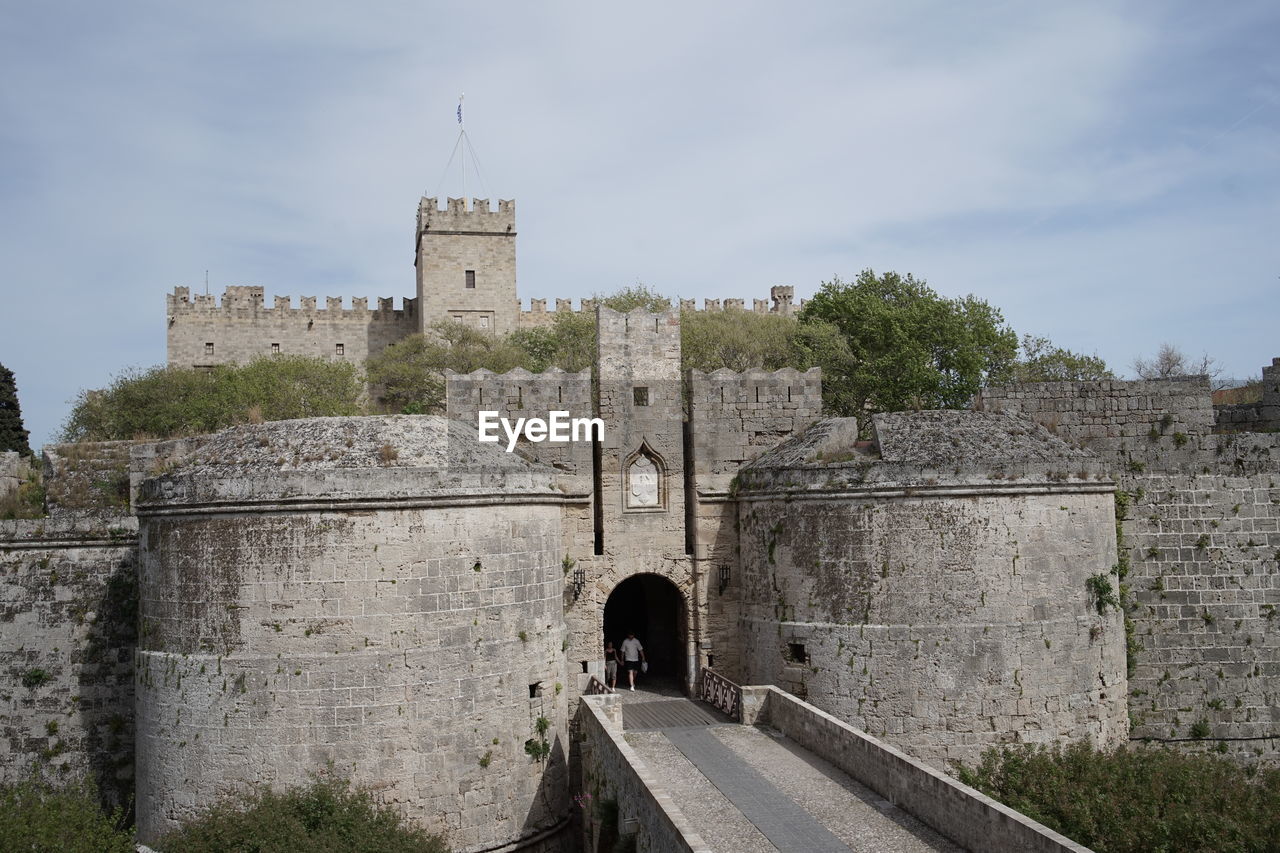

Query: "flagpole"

xmin=458 ymin=93 xmax=467 ymax=210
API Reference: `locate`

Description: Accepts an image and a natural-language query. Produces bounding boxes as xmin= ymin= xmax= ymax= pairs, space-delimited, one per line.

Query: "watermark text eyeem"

xmin=478 ymin=411 xmax=603 ymax=452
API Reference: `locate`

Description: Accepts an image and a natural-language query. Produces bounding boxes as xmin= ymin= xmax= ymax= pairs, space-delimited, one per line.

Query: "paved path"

xmin=614 ymin=686 xmax=962 ymax=853
xmin=665 ymin=726 xmax=855 ymax=853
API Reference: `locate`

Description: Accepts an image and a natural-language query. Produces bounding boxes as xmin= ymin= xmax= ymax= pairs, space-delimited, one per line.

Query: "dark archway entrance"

xmin=603 ymin=574 xmax=687 ymax=686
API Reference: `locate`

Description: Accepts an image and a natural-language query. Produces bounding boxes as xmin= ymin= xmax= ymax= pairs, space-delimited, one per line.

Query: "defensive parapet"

xmin=415 ymin=196 xmax=515 ymax=236
xmin=517 ymin=289 xmax=805 ymax=330
xmin=688 ymin=367 xmax=823 ymax=492
xmin=166 ymin=286 xmax=416 ymax=368
xmin=445 ymin=367 xmax=594 ymax=487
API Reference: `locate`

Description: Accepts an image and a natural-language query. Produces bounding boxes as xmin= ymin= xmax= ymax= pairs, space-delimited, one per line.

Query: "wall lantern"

xmin=718 ymin=564 xmax=730 ymax=594
xmin=571 ymin=566 xmax=587 ymax=600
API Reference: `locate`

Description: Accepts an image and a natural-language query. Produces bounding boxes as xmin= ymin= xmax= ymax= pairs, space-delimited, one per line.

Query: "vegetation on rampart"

xmin=61 ymin=276 xmax=1116 ymax=435
xmin=61 ymin=356 xmax=363 ymax=441
xmin=958 ymin=742 xmax=1280 ymax=853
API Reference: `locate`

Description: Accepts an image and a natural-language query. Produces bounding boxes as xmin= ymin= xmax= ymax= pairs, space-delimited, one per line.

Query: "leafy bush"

xmin=957 ymin=742 xmax=1280 ymax=853
xmin=0 ymin=460 xmax=44 ymax=519
xmin=0 ymin=777 xmax=133 ymax=853
xmin=61 ymin=356 xmax=363 ymax=441
xmin=154 ymin=775 xmax=447 ymax=853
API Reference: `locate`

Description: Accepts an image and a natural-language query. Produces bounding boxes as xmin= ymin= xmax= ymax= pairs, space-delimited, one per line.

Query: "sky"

xmin=1 ymin=1 xmax=1277 ymax=448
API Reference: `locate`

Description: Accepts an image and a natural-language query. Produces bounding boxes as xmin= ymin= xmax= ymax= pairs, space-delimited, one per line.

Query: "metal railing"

xmin=698 ymin=667 xmax=741 ymax=720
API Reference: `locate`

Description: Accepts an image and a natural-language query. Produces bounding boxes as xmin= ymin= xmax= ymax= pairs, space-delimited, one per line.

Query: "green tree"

xmin=508 ymin=309 xmax=596 ymax=373
xmin=366 ymin=320 xmax=528 ymax=414
xmin=0 ymin=364 xmax=32 ymax=456
xmin=800 ymin=270 xmax=1018 ymax=414
xmin=61 ymin=356 xmax=363 ymax=441
xmin=1011 ymin=335 xmax=1115 ymax=382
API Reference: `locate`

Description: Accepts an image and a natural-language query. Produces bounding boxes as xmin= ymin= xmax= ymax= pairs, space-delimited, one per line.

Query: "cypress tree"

xmin=0 ymin=363 xmax=32 ymax=456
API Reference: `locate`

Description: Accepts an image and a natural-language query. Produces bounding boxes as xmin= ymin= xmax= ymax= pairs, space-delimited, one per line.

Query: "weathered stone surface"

xmin=132 ymin=416 xmax=572 ymax=851
xmin=734 ymin=412 xmax=1127 ymax=768
xmin=0 ymin=517 xmax=137 ymax=805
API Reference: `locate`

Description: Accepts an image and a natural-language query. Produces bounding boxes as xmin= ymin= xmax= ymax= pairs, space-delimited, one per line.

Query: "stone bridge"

xmin=577 ymin=673 xmax=1092 ymax=853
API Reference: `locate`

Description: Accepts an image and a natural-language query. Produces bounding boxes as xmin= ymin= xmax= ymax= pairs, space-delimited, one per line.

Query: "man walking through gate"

xmin=621 ymin=631 xmax=645 ymax=691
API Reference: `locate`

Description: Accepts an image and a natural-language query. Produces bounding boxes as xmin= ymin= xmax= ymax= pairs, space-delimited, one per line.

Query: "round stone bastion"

xmin=133 ymin=416 xmax=570 ymax=851
xmin=733 ymin=412 xmax=1129 ymax=768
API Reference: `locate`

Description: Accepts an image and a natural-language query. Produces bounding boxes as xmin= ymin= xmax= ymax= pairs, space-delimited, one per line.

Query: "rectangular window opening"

xmin=465 ymin=270 xmax=476 ymax=289
xmin=271 ymin=342 xmax=280 ymax=354
xmin=633 ymin=386 xmax=649 ymax=407
xmin=528 ymin=681 xmax=542 ymax=699
xmin=335 ymin=343 xmax=345 ymax=356
xmin=787 ymin=642 xmax=807 ymax=664
xmin=707 ymin=654 xmax=715 ymax=669
xmin=580 ymin=660 xmax=589 ymax=674
xmin=204 ymin=342 xmax=214 ymax=355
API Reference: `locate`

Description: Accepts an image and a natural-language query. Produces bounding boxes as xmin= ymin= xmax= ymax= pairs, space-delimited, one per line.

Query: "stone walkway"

xmin=615 ymin=685 xmax=962 ymax=853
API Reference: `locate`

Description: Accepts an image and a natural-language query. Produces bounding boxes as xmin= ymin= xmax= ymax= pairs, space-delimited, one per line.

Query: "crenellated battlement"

xmin=516 ymin=289 xmax=805 ymax=329
xmin=168 ymin=286 xmax=416 ymax=322
xmin=416 ymin=196 xmax=515 ymax=236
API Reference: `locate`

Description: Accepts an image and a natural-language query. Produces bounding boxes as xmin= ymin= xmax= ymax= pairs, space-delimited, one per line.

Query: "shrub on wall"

xmin=60 ymin=356 xmax=363 ymax=441
xmin=958 ymin=741 xmax=1280 ymax=853
xmin=0 ymin=777 xmax=133 ymax=853
xmin=154 ymin=776 xmax=447 ymax=853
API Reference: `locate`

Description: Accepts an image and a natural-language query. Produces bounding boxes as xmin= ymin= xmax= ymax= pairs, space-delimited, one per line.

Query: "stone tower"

xmin=415 ymin=196 xmax=517 ymax=335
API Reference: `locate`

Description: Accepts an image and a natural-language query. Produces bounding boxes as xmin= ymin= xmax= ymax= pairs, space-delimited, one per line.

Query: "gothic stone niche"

xmin=625 ymin=445 xmax=663 ymax=510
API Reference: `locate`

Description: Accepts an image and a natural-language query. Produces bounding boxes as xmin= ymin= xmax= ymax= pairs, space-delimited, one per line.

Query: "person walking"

xmin=620 ymin=631 xmax=645 ymax=691
xmin=604 ymin=640 xmax=619 ymax=690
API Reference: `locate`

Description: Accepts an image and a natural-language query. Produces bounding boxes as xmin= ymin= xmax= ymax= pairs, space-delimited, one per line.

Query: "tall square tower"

xmin=415 ymin=196 xmax=517 ymax=335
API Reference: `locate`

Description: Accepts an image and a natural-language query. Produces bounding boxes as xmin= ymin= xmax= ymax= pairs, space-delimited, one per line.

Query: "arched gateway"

xmin=603 ymin=574 xmax=688 ymax=688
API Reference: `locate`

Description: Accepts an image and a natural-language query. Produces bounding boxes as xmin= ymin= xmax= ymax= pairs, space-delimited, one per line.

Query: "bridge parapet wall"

xmin=577 ymin=695 xmax=712 ymax=853
xmin=752 ymin=686 xmax=1093 ymax=853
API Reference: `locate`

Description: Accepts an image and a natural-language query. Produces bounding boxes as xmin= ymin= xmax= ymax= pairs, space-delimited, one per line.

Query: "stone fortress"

xmin=165 ymin=197 xmax=801 ymax=370
xmin=2 ymin=195 xmax=1278 ymax=852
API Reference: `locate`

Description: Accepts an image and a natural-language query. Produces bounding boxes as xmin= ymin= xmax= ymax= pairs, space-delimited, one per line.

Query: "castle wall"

xmin=736 ymin=483 xmax=1126 ymax=768
xmin=980 ymin=369 xmax=1280 ymax=763
xmin=0 ymin=518 xmax=137 ymax=805
xmin=687 ymin=368 xmax=823 ymax=682
xmin=1122 ymin=467 xmax=1280 ymax=763
xmin=166 ymin=287 xmax=416 ymax=369
xmin=416 ymin=197 xmax=518 ymax=337
xmin=131 ymin=418 xmax=572 ymax=850
xmin=1215 ymin=358 xmax=1280 ymax=433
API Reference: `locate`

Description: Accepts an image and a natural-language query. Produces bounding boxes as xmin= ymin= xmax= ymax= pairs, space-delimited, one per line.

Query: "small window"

xmin=452 ymin=314 xmax=463 ymax=322
xmin=633 ymin=387 xmax=649 ymax=407
xmin=707 ymin=654 xmax=715 ymax=668
xmin=335 ymin=343 xmax=345 ymax=356
xmin=204 ymin=342 xmax=214 ymax=356
xmin=479 ymin=316 xmax=489 ymax=329
xmin=465 ymin=270 xmax=476 ymax=289
xmin=787 ymin=642 xmax=807 ymax=663
xmin=580 ymin=660 xmax=589 ymax=673
xmin=271 ymin=343 xmax=280 ymax=354
xmin=528 ymin=682 xmax=542 ymax=699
